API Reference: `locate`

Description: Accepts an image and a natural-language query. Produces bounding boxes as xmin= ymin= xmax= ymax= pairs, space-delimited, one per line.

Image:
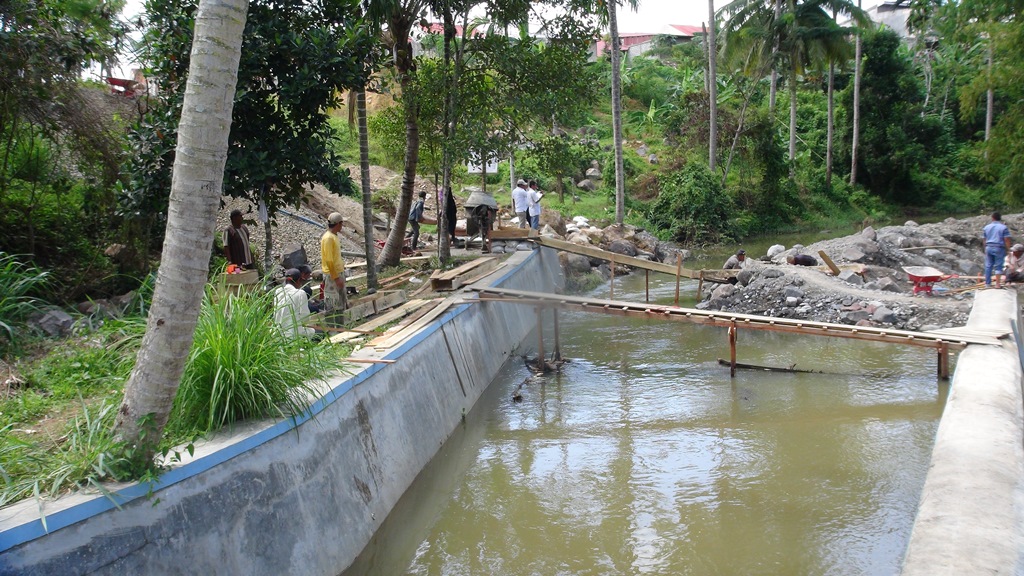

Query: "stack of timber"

xmin=328 ymin=297 xmax=441 ymax=344
xmin=335 ymin=290 xmax=406 ymax=326
xmin=366 ymin=298 xmax=451 ymax=350
xmin=430 ymin=256 xmax=502 ymax=291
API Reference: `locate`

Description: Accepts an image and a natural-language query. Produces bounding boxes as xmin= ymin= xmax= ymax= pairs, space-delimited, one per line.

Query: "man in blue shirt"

xmin=983 ymin=211 xmax=1012 ymax=288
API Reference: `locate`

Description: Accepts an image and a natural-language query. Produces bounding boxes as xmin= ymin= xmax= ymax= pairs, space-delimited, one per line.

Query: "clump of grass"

xmin=169 ymin=289 xmax=340 ymax=435
xmin=0 ymin=252 xmax=49 ymax=348
xmin=0 ymin=400 xmax=138 ymax=508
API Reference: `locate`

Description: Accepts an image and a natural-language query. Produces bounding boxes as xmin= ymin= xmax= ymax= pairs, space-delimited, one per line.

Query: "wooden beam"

xmin=818 ymin=250 xmax=842 ymax=276
xmin=533 ymin=236 xmax=735 ymax=284
xmin=470 ymin=286 xmax=997 ymax=350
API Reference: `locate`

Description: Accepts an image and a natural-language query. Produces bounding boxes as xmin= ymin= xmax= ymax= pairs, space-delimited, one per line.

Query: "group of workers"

xmin=222 ymin=208 xmax=350 ymax=340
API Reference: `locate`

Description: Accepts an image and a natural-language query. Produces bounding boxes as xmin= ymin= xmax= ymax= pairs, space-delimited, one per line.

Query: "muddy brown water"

xmin=343 ymin=273 xmax=948 ymax=575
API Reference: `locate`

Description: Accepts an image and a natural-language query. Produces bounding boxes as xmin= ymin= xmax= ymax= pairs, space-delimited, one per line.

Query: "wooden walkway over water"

xmin=467 ymin=285 xmax=1007 ymax=379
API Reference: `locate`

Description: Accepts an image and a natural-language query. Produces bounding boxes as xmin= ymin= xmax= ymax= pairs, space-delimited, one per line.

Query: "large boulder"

xmin=767 ymin=244 xmax=786 ymax=259
xmin=280 ymin=242 xmax=308 ymax=269
xmin=586 ymin=167 xmax=602 ymax=179
xmin=607 ymin=240 xmax=638 ymax=258
xmin=576 ymin=179 xmax=597 ymax=191
xmin=29 ymin=308 xmax=74 ymax=337
xmin=539 ymin=211 xmax=566 ymax=236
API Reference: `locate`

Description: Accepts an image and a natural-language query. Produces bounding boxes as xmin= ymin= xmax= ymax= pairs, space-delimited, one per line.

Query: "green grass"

xmin=0 ymin=252 xmax=49 ymax=349
xmin=168 ymin=288 xmax=344 ymax=435
xmin=1 ymin=286 xmax=351 ymax=507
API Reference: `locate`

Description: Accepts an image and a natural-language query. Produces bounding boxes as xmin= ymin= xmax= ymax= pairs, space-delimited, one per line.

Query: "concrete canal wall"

xmin=0 ymin=247 xmax=564 ymax=576
xmin=901 ymin=289 xmax=1024 ymax=575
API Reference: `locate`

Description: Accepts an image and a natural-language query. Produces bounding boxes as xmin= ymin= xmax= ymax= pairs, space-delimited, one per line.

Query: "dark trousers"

xmin=410 ymin=221 xmax=421 ymax=249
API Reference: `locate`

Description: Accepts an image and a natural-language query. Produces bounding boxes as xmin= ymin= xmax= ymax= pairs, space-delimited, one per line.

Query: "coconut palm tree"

xmin=115 ymin=0 xmax=249 ymax=458
xmin=368 ymin=0 xmax=429 ymax=267
xmin=708 ymin=0 xmax=718 ymax=172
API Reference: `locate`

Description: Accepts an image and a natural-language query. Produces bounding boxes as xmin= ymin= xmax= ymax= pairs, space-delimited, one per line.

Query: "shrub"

xmin=0 ymin=253 xmax=48 ymax=348
xmin=646 ymin=163 xmax=735 ymax=245
xmin=169 ymin=289 xmax=340 ymax=434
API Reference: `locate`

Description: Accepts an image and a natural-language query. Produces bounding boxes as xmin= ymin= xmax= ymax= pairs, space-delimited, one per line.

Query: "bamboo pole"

xmin=674 ymin=254 xmax=682 ymax=306
xmin=938 ymin=341 xmax=950 ymax=380
xmin=536 ymin=305 xmax=545 ymax=370
xmin=553 ymin=309 xmax=562 ymax=361
xmin=697 ymin=270 xmax=704 ymax=300
xmin=645 ymin=269 xmax=650 ymax=303
xmin=729 ymin=322 xmax=737 ymax=378
xmin=610 ymin=254 xmax=615 ymax=300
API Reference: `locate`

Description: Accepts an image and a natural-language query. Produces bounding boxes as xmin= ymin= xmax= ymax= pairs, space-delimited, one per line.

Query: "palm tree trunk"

xmin=357 ymin=90 xmax=378 ymax=291
xmin=850 ymin=0 xmax=862 ymax=186
xmin=608 ymin=0 xmax=625 ymax=224
xmin=985 ymin=38 xmax=993 ymax=142
xmin=115 ymin=0 xmax=248 ymax=459
xmin=788 ymin=68 xmax=797 ymax=165
xmin=769 ymin=0 xmax=782 ymax=116
xmin=826 ymin=60 xmax=834 ymax=189
xmin=377 ymin=22 xmax=418 ymax=267
xmin=707 ymin=0 xmax=718 ymax=172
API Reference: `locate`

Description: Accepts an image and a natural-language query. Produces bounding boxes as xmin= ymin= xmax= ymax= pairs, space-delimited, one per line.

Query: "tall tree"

xmin=126 ymin=0 xmax=376 ymax=257
xmin=372 ymin=0 xmax=428 ymax=267
xmin=607 ymin=0 xmax=626 ymax=224
xmin=114 ymin=0 xmax=248 ymax=457
xmin=356 ymin=89 xmax=378 ymax=291
xmin=850 ymin=0 xmax=862 ymax=185
xmin=708 ymin=0 xmax=718 ymax=172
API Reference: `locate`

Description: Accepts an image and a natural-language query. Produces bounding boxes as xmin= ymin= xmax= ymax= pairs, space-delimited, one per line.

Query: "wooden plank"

xmin=371 ymin=299 xmax=453 ymax=350
xmin=347 ymin=255 xmax=431 ymax=270
xmin=817 ymin=250 xmax=842 ymax=276
xmin=470 ymin=285 xmax=999 ymax=348
xmin=489 ymin=228 xmax=537 ymax=240
xmin=431 ymin=257 xmax=501 ymax=291
xmin=344 ymin=358 xmax=396 ymax=364
xmin=533 ymin=236 xmax=735 ymax=284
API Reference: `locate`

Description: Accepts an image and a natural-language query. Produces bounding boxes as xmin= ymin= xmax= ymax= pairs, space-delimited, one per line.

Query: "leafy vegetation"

xmin=169 ymin=289 xmax=341 ymax=435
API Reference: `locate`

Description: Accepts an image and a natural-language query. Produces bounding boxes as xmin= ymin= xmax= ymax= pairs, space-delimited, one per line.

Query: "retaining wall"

xmin=0 ymin=247 xmax=563 ymax=576
xmin=901 ymin=288 xmax=1024 ymax=575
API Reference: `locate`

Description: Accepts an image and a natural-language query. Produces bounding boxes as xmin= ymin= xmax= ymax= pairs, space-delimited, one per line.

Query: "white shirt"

xmin=273 ymin=283 xmax=314 ymax=338
xmin=512 ymin=186 xmax=529 ymax=213
xmin=528 ymin=189 xmax=543 ymax=217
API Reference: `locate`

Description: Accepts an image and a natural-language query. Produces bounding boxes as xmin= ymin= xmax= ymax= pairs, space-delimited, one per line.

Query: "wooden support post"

xmin=536 ymin=306 xmax=545 ymax=369
xmin=729 ymin=322 xmax=737 ymax=378
xmin=610 ymin=254 xmax=615 ymax=300
xmin=674 ymin=254 xmax=682 ymax=306
xmin=552 ymin=308 xmax=562 ymax=361
xmin=697 ymin=271 xmax=705 ymax=300
xmin=937 ymin=342 xmax=950 ymax=380
xmin=645 ymin=270 xmax=650 ymax=303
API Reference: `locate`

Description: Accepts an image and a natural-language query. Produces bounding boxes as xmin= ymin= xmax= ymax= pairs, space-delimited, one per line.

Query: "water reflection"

xmin=343 ymin=273 xmax=945 ymax=576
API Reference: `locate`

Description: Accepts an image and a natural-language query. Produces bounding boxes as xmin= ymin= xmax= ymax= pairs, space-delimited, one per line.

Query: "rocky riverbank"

xmin=553 ymin=213 xmax=1024 ymax=332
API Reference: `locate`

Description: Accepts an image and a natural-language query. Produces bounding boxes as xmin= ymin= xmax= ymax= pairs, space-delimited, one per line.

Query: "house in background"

xmin=591 ymin=24 xmax=705 ymax=61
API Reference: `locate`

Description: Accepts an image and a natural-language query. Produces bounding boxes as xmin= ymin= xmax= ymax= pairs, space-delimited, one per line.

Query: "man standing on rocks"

xmin=983 ymin=211 xmax=1012 ymax=288
xmin=321 ymin=212 xmax=347 ymax=316
xmin=512 ymin=179 xmax=530 ymax=228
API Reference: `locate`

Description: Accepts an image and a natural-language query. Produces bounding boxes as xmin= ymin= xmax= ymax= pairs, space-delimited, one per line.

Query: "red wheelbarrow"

xmin=902 ymin=266 xmax=959 ymax=295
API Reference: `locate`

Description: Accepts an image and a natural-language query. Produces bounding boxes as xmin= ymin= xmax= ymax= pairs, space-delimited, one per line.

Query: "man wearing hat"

xmin=512 ymin=179 xmax=530 ymax=229
xmin=321 ymin=212 xmax=347 ymax=315
xmin=1007 ymin=244 xmax=1024 ymax=283
xmin=723 ymin=249 xmax=746 ymax=270
xmin=273 ymin=268 xmax=315 ymax=339
xmin=222 ymin=208 xmax=254 ymax=268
